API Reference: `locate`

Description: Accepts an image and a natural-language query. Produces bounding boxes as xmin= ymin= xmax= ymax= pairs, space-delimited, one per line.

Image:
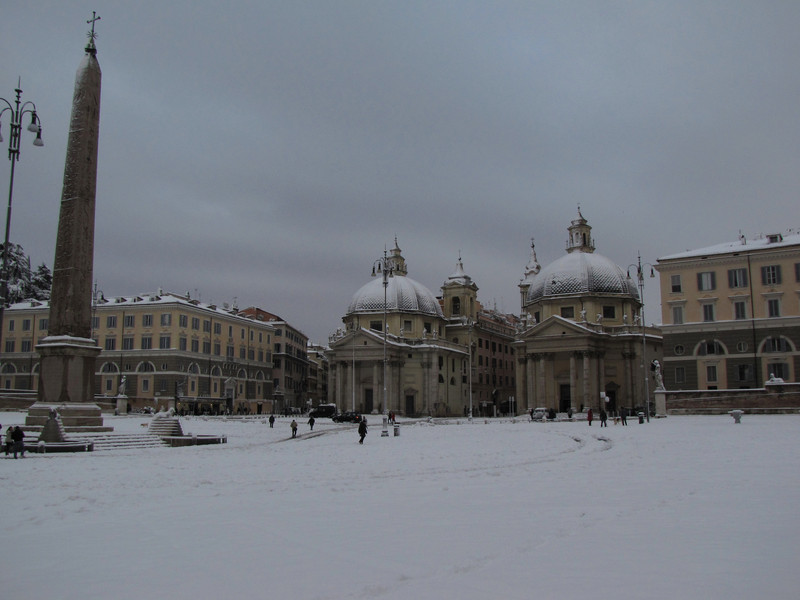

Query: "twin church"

xmin=326 ymin=210 xmax=661 ymax=417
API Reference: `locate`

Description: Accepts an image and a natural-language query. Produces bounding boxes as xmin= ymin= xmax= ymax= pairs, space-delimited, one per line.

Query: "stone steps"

xmin=80 ymin=433 xmax=171 ymax=451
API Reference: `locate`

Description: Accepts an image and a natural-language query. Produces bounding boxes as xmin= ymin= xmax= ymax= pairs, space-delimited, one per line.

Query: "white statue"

xmin=118 ymin=376 xmax=127 ymax=397
xmin=651 ymin=360 xmax=665 ymax=390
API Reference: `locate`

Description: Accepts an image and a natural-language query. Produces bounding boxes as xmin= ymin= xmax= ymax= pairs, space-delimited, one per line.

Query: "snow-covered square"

xmin=2 ymin=413 xmax=798 ymax=599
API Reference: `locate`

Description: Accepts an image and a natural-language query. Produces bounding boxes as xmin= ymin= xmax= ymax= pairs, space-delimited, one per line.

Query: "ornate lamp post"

xmin=0 ymin=81 xmax=43 ymax=357
xmin=627 ymin=253 xmax=655 ymax=423
xmin=372 ymin=250 xmax=394 ymax=437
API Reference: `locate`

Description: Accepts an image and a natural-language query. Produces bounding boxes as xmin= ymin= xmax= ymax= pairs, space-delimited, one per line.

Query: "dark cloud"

xmin=2 ymin=1 xmax=798 ymax=341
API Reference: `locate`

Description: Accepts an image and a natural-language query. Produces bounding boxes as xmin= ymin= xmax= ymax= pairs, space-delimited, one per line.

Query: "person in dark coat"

xmin=600 ymin=409 xmax=608 ymax=427
xmin=620 ymin=406 xmax=628 ymax=425
xmin=358 ymin=418 xmax=368 ymax=444
xmin=308 ymin=415 xmax=315 ymax=431
xmin=11 ymin=426 xmax=25 ymax=458
xmin=587 ymin=408 xmax=593 ymax=426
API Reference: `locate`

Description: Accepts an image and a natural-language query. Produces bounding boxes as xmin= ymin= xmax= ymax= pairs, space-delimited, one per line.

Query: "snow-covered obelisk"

xmin=32 ymin=13 xmax=109 ymax=432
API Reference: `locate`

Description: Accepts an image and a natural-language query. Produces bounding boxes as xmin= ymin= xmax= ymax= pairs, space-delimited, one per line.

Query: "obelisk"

xmin=31 ymin=14 xmax=108 ymax=431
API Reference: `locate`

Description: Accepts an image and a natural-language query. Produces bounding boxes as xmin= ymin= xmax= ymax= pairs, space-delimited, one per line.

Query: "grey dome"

xmin=526 ymin=251 xmax=639 ymax=303
xmin=347 ymin=274 xmax=444 ymax=318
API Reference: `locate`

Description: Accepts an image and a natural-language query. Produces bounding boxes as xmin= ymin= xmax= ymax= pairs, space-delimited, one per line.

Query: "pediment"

xmin=519 ymin=316 xmax=593 ymax=341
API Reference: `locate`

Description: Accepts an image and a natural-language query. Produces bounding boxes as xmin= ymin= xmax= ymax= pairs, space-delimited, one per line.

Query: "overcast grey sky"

xmin=2 ymin=1 xmax=798 ymax=343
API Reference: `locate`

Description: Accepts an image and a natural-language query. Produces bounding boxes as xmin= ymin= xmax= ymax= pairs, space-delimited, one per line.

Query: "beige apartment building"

xmin=1 ymin=292 xmax=275 ymax=413
xmin=656 ymin=231 xmax=800 ymax=389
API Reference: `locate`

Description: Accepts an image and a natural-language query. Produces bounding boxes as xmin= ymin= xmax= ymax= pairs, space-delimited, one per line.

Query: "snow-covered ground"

xmin=1 ymin=412 xmax=798 ymax=600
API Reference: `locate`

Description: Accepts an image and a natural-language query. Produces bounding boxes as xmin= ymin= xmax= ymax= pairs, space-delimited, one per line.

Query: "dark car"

xmin=331 ymin=411 xmax=362 ymax=423
xmin=309 ymin=404 xmax=337 ymax=419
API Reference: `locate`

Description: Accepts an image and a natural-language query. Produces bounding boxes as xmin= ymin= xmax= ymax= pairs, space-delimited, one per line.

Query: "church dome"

xmin=346 ymin=239 xmax=444 ymax=318
xmin=526 ymin=251 xmax=639 ymax=303
xmin=347 ymin=275 xmax=444 ymax=317
xmin=525 ymin=209 xmax=639 ymax=304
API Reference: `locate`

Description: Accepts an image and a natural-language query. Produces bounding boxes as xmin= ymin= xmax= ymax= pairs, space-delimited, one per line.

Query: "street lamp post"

xmin=627 ymin=253 xmax=655 ymax=423
xmin=0 ymin=81 xmax=43 ymax=359
xmin=372 ymin=250 xmax=394 ymax=437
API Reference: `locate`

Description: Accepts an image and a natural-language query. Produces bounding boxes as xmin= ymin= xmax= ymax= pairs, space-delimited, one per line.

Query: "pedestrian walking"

xmin=11 ymin=426 xmax=25 ymax=458
xmin=308 ymin=415 xmax=315 ymax=431
xmin=268 ymin=414 xmax=275 ymax=428
xmin=290 ymin=419 xmax=298 ymax=438
xmin=587 ymin=408 xmax=593 ymax=426
xmin=358 ymin=418 xmax=368 ymax=444
xmin=620 ymin=406 xmax=628 ymax=426
xmin=600 ymin=409 xmax=608 ymax=427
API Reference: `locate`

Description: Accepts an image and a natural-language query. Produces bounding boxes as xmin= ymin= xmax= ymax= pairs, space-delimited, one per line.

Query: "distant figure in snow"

xmin=3 ymin=425 xmax=11 ymax=455
xmin=308 ymin=415 xmax=315 ymax=431
xmin=600 ymin=409 xmax=607 ymax=427
xmin=587 ymin=408 xmax=593 ymax=426
xmin=269 ymin=414 xmax=275 ymax=428
xmin=290 ymin=419 xmax=298 ymax=438
xmin=11 ymin=426 xmax=25 ymax=458
xmin=620 ymin=407 xmax=628 ymax=426
xmin=358 ymin=418 xmax=368 ymax=444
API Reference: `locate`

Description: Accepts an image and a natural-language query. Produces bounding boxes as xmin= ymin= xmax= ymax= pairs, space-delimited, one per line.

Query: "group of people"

xmin=285 ymin=414 xmax=369 ymax=444
xmin=3 ymin=424 xmax=26 ymax=458
xmin=587 ymin=407 xmax=627 ymax=426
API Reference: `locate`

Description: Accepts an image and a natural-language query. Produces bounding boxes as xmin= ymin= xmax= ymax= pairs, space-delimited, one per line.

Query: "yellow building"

xmin=1 ymin=292 xmax=275 ymax=414
xmin=656 ymin=230 xmax=800 ymax=389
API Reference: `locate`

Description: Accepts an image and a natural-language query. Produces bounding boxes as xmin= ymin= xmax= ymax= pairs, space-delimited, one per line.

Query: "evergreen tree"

xmin=1 ymin=243 xmax=51 ymax=304
xmin=29 ymin=263 xmax=52 ymax=301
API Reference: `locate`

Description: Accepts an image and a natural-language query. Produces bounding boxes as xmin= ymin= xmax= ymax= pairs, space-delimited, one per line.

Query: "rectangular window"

xmin=702 ymin=304 xmax=715 ymax=322
xmin=561 ymin=306 xmax=575 ymax=319
xmin=697 ymin=272 xmax=716 ymax=291
xmin=179 ymin=314 xmax=188 ymax=328
xmin=370 ymin=321 xmax=382 ymax=331
xmin=215 ymin=323 xmax=222 ymax=335
xmin=22 ymin=319 xmax=31 ymax=331
xmin=796 ymin=263 xmax=800 ymax=282
xmin=141 ymin=335 xmax=152 ymax=350
xmin=39 ymin=318 xmax=48 ymax=330
xmin=706 ymin=365 xmax=718 ymax=383
xmin=21 ymin=340 xmax=32 ymax=352
xmin=672 ymin=306 xmax=684 ymax=325
xmin=4 ymin=340 xmax=14 ymax=352
xmin=671 ymin=275 xmax=682 ymax=293
xmin=122 ymin=336 xmax=134 ymax=350
xmin=105 ymin=337 xmax=116 ymax=351
xmin=734 ymin=301 xmax=748 ymax=320
xmin=191 ymin=317 xmax=200 ymax=330
xmin=142 ymin=314 xmax=153 ymax=327
xmin=767 ymin=298 xmax=781 ymax=318
xmin=761 ymin=265 xmax=782 ymax=286
xmin=227 ymin=345 xmax=235 ymax=359
xmin=203 ymin=341 xmax=211 ymax=354
xmin=179 ymin=337 xmax=187 ymax=351
xmin=106 ymin=315 xmax=117 ymax=328
xmin=191 ymin=339 xmax=199 ymax=353
xmin=91 ymin=316 xmax=99 ymax=331
xmin=674 ymin=367 xmax=686 ymax=384
xmin=141 ymin=379 xmax=150 ymax=393
xmin=728 ymin=268 xmax=748 ymax=288
xmin=214 ymin=343 xmax=222 ymax=356
xmin=160 ymin=314 xmax=171 ymax=326
xmin=123 ymin=315 xmax=135 ymax=328
xmin=404 ymin=320 xmax=412 ymax=332
xmin=8 ymin=320 xmax=14 ymax=332
xmin=737 ymin=365 xmax=752 ymax=382
xmin=159 ymin=335 xmax=171 ymax=349
xmin=602 ymin=306 xmax=616 ymax=319
xmin=203 ymin=320 xmax=211 ymax=333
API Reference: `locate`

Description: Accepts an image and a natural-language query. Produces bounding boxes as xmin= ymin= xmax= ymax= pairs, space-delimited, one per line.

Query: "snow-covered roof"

xmin=347 ymin=274 xmax=444 ymax=318
xmin=526 ymin=250 xmax=639 ymax=303
xmin=658 ymin=230 xmax=800 ymax=262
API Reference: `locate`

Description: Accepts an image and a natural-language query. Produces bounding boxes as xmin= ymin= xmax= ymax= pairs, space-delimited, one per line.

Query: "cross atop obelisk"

xmin=86 ymin=11 xmax=100 ymax=54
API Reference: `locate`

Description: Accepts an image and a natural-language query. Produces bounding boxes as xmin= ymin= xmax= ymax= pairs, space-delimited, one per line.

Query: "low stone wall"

xmin=662 ymin=383 xmax=800 ymax=414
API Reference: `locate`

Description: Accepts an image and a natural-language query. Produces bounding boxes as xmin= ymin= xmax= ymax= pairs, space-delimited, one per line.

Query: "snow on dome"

xmin=526 ymin=251 xmax=639 ymax=303
xmin=347 ymin=274 xmax=444 ymax=318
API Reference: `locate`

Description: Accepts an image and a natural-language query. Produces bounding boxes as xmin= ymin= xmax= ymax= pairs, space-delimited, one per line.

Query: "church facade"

xmin=514 ymin=212 xmax=662 ymax=415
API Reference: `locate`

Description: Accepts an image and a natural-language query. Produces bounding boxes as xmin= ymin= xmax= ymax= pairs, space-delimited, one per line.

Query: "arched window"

xmin=452 ymin=297 xmax=461 ymax=316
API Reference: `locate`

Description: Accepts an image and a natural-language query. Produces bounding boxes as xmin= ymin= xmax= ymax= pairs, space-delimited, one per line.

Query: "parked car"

xmin=331 ymin=411 xmax=362 ymax=423
xmin=309 ymin=404 xmax=337 ymax=419
xmin=531 ymin=407 xmax=547 ymax=421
